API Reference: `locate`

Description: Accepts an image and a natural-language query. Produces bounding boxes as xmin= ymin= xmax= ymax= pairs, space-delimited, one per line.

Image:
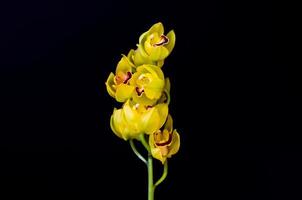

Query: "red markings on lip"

xmin=115 ymin=71 xmax=132 ymax=85
xmin=123 ymin=72 xmax=132 ymax=84
xmin=155 ymin=132 xmax=173 ymax=146
xmin=136 ymin=87 xmax=144 ymax=96
xmin=154 ymin=35 xmax=169 ymax=46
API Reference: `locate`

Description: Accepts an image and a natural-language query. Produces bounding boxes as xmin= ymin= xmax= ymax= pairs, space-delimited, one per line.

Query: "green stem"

xmin=154 ymin=160 xmax=168 ymax=189
xmin=129 ymin=140 xmax=147 ymax=165
xmin=139 ymin=134 xmax=150 ymax=152
xmin=148 ymin=153 xmax=154 ymax=200
xmin=138 ymin=134 xmax=155 ymax=200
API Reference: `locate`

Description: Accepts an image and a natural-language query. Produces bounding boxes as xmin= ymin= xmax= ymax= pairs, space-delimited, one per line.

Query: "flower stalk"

xmin=154 ymin=160 xmax=168 ymax=189
xmin=148 ymin=152 xmax=154 ymax=200
xmin=129 ymin=139 xmax=147 ymax=165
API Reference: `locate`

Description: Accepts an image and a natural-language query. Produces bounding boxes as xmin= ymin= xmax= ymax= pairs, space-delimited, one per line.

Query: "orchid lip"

xmin=123 ymin=72 xmax=132 ymax=84
xmin=154 ymin=35 xmax=169 ymax=47
xmin=155 ymin=132 xmax=173 ymax=146
xmin=115 ymin=71 xmax=132 ymax=85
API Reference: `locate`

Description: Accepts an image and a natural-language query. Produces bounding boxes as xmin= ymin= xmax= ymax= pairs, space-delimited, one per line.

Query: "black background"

xmin=1 ymin=1 xmax=294 ymax=200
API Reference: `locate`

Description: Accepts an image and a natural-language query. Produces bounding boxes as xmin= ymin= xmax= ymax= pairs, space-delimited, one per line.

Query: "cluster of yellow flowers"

xmin=106 ymin=22 xmax=180 ymax=164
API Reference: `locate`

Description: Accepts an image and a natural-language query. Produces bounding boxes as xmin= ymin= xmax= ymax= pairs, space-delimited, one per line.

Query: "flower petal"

xmin=156 ymin=60 xmax=164 ymax=67
xmin=115 ymin=84 xmax=135 ymax=102
xmin=156 ymin=103 xmax=169 ymax=130
xmin=164 ymin=114 xmax=173 ymax=133
xmin=122 ymin=100 xmax=139 ymax=124
xmin=116 ymin=55 xmax=134 ymax=74
xmin=142 ymin=107 xmax=160 ymax=135
xmin=149 ymin=46 xmax=170 ymax=61
xmin=165 ymin=78 xmax=171 ymax=93
xmin=167 ymin=129 xmax=180 ymax=157
xmin=165 ymin=30 xmax=176 ymax=53
xmin=144 ymin=78 xmax=165 ymax=99
xmin=133 ymin=45 xmax=153 ymax=66
xmin=139 ymin=30 xmax=149 ymax=44
xmin=148 ymin=22 xmax=164 ymax=36
xmin=143 ymin=64 xmax=165 ymax=80
xmin=105 ymin=72 xmax=116 ymax=98
xmin=112 ymin=108 xmax=129 ymax=140
xmin=127 ymin=49 xmax=136 ymax=67
xmin=110 ymin=110 xmax=122 ymax=139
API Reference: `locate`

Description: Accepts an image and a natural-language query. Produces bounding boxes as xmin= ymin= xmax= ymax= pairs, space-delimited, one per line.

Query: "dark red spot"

xmin=123 ymin=72 xmax=132 ymax=84
xmin=136 ymin=87 xmax=144 ymax=96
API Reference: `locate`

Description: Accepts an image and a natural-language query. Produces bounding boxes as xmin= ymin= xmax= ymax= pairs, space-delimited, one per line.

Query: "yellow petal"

xmin=110 ymin=111 xmax=122 ymax=139
xmin=165 ymin=78 xmax=171 ymax=93
xmin=139 ymin=30 xmax=149 ymax=44
xmin=127 ymin=49 xmax=136 ymax=67
xmin=164 ymin=114 xmax=173 ymax=133
xmin=144 ymin=64 xmax=164 ymax=80
xmin=148 ymin=22 xmax=164 ymax=36
xmin=156 ymin=103 xmax=169 ymax=130
xmin=156 ymin=60 xmax=164 ymax=67
xmin=115 ymin=84 xmax=135 ymax=102
xmin=167 ymin=129 xmax=180 ymax=157
xmin=116 ymin=55 xmax=133 ymax=74
xmin=112 ymin=108 xmax=128 ymax=140
xmin=142 ymin=104 xmax=168 ymax=135
xmin=149 ymin=46 xmax=170 ymax=61
xmin=133 ymin=45 xmax=153 ymax=66
xmin=127 ymin=49 xmax=135 ymax=60
xmin=157 ymin=89 xmax=170 ymax=105
xmin=144 ymin=78 xmax=165 ymax=99
xmin=105 ymin=72 xmax=116 ymax=98
xmin=122 ymin=100 xmax=139 ymax=124
xmin=144 ymin=35 xmax=155 ymax=56
xmin=165 ymin=30 xmax=176 ymax=53
xmin=142 ymin=107 xmax=160 ymax=135
xmin=122 ymin=100 xmax=144 ymax=136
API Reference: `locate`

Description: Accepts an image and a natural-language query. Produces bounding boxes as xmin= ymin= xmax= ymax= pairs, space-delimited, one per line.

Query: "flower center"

xmin=138 ymin=74 xmax=151 ymax=85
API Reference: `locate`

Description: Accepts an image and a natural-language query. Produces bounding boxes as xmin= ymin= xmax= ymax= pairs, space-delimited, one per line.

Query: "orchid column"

xmin=105 ymin=22 xmax=180 ymax=200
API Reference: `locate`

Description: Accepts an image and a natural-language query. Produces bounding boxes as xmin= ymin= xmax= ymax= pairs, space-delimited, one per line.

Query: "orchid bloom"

xmin=130 ymin=64 xmax=165 ymax=105
xmin=132 ymin=22 xmax=176 ymax=67
xmin=149 ymin=115 xmax=180 ymax=164
xmin=106 ymin=55 xmax=135 ymax=102
xmin=110 ymin=100 xmax=168 ymax=140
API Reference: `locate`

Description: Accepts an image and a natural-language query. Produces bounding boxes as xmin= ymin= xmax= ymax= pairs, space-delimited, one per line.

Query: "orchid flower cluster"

xmin=105 ymin=22 xmax=180 ymax=200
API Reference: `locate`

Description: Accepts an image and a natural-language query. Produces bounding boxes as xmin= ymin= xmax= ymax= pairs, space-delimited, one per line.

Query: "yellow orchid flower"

xmin=130 ymin=64 xmax=165 ymax=105
xmin=132 ymin=22 xmax=176 ymax=67
xmin=110 ymin=100 xmax=168 ymax=140
xmin=149 ymin=115 xmax=180 ymax=164
xmin=105 ymin=55 xmax=135 ymax=102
